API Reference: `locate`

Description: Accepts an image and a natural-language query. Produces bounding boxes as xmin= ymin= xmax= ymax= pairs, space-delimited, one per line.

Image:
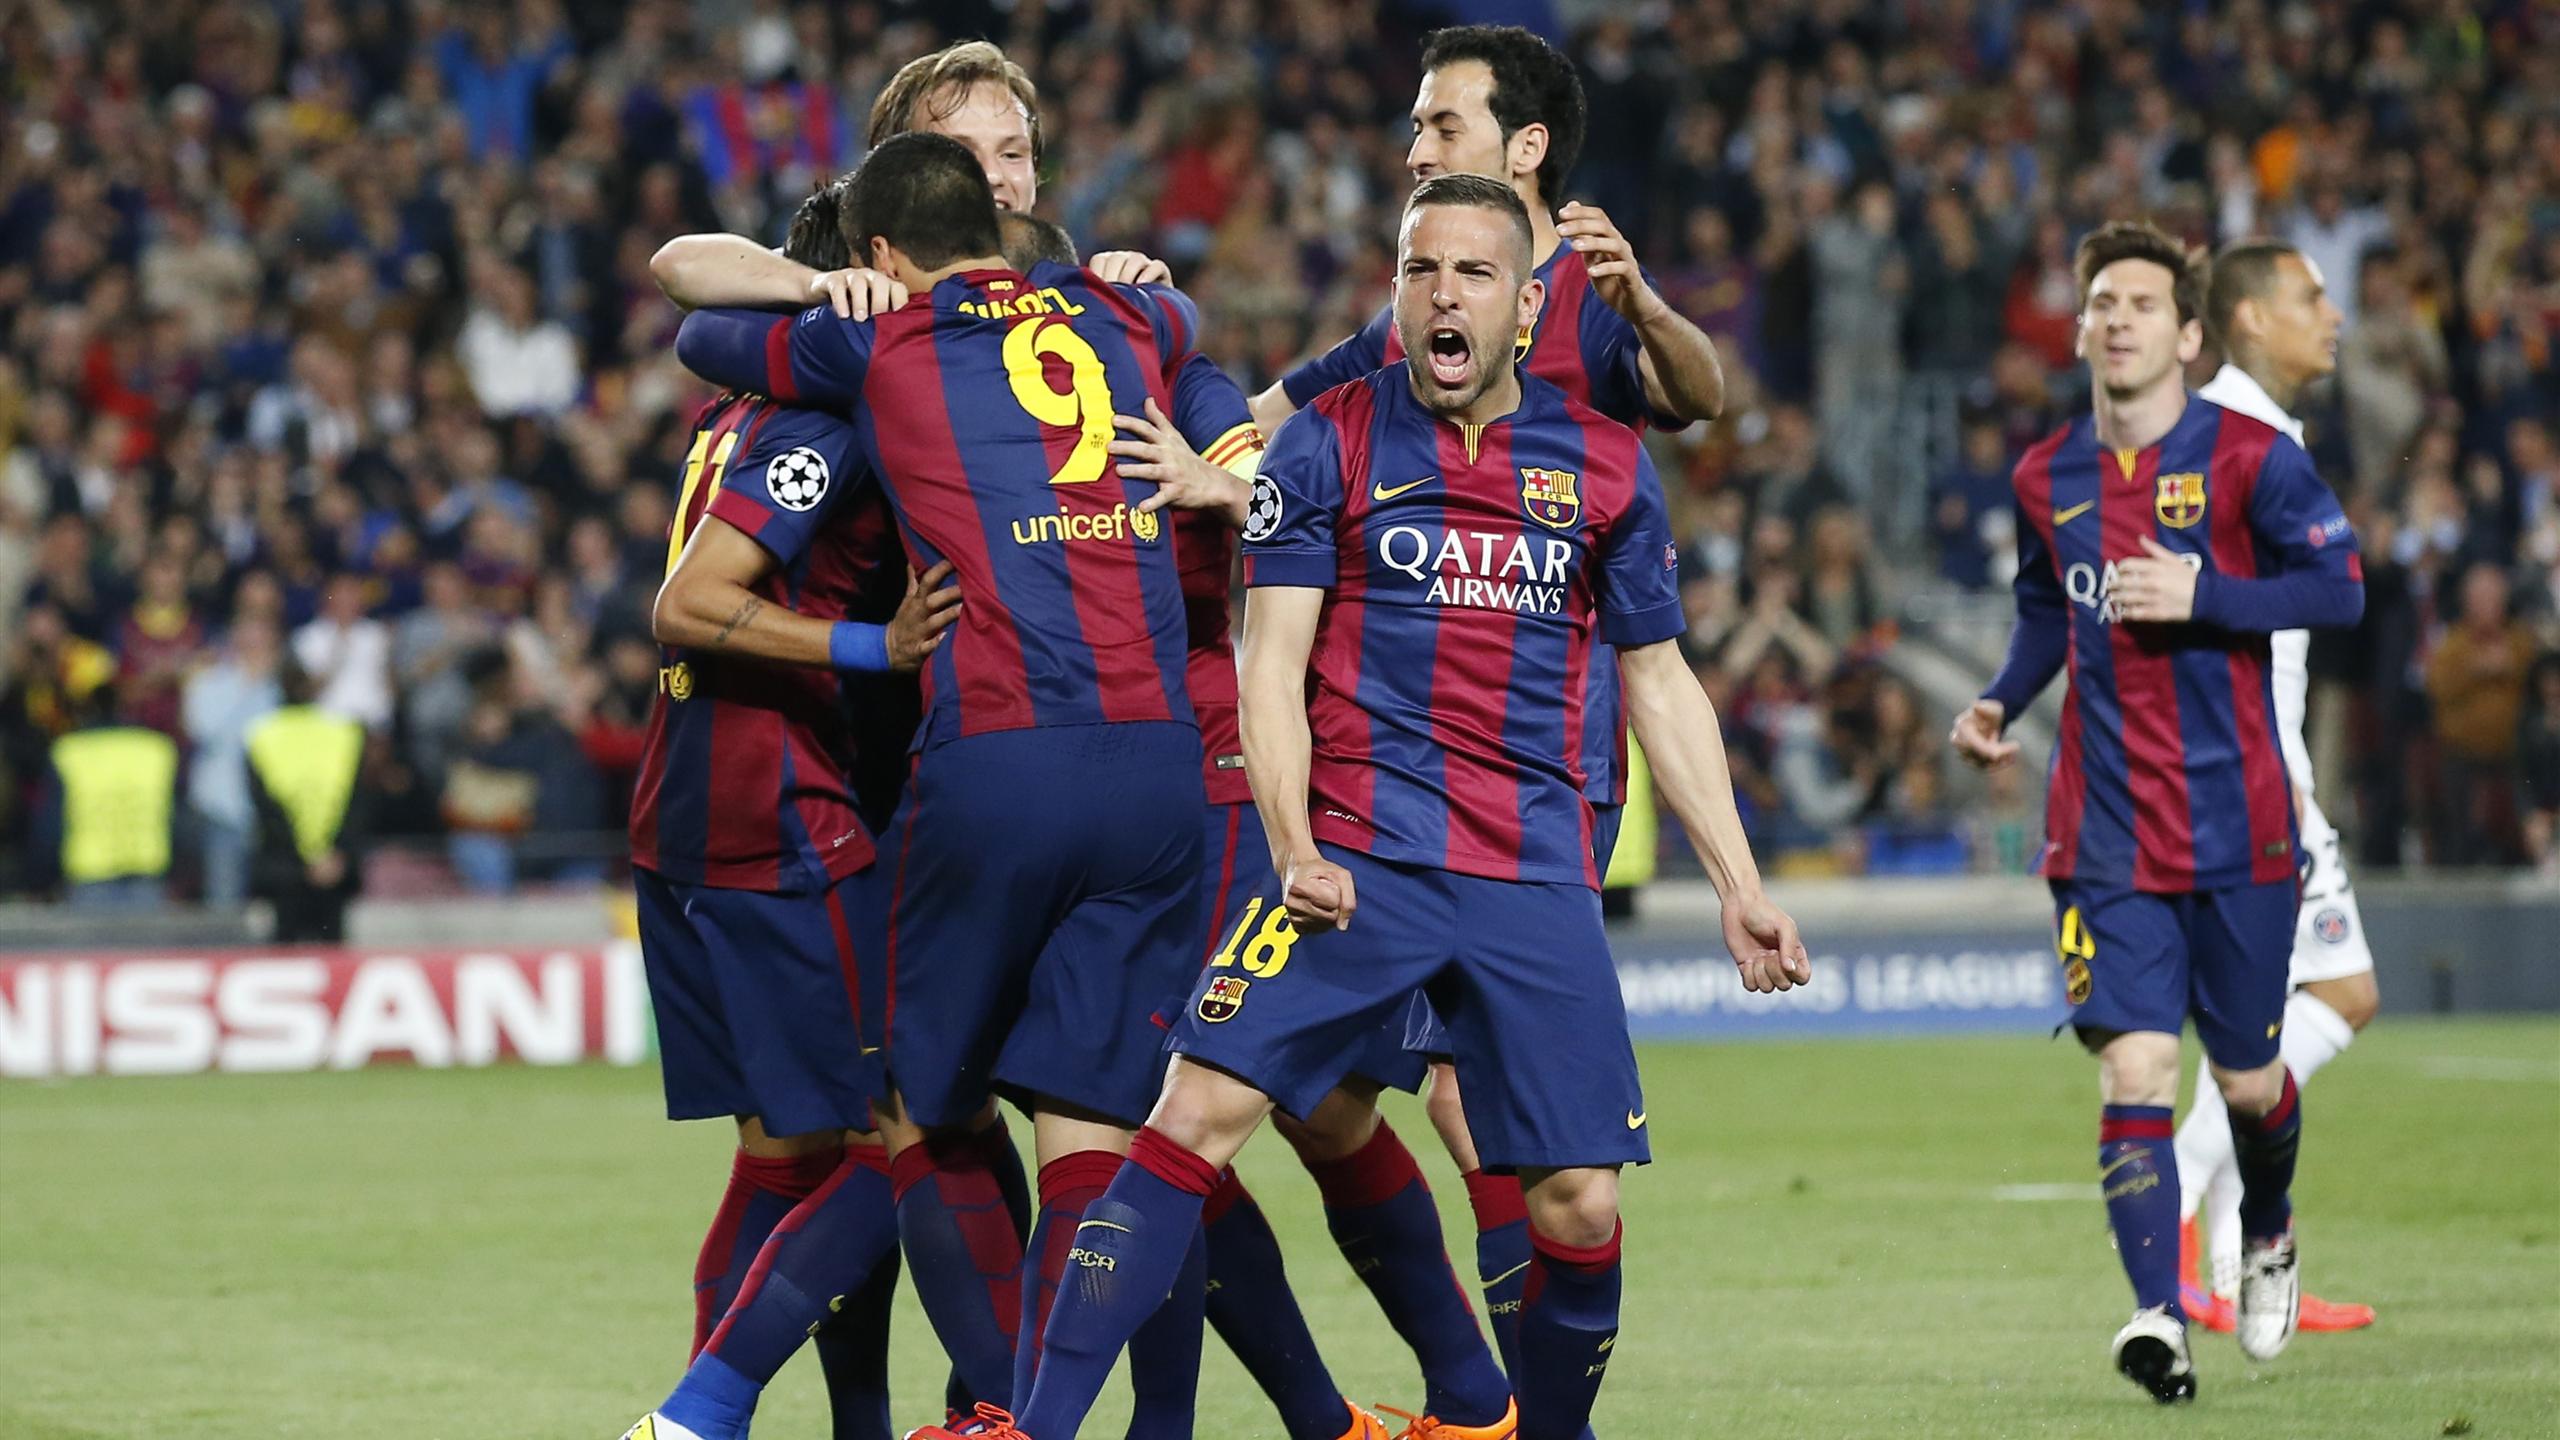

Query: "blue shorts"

xmin=1195 ymin=802 xmax=1271 ymax=969
xmin=635 ymin=865 xmax=888 ymax=1136
xmin=2053 ymin=877 xmax=2298 ymax=1071
xmin=1388 ymin=802 xmax=1625 ymax=1073
xmin=888 ymin=722 xmax=1207 ymax=1128
xmin=1173 ymin=844 xmax=1647 ymax=1171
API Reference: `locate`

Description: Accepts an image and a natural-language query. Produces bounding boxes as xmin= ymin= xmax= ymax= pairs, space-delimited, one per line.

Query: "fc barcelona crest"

xmin=1196 ymin=975 xmax=1250 ymax=1023
xmin=1520 ymin=466 xmax=1581 ymax=529
xmin=2154 ymin=472 xmax=2207 ymax=529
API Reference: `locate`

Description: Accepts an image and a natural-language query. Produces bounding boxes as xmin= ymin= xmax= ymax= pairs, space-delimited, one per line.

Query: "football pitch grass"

xmin=4 ymin=1019 xmax=2554 ymax=1440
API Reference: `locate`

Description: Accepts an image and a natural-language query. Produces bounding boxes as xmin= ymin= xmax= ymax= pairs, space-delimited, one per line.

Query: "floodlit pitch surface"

xmin=2 ymin=1020 xmax=2553 ymax=1439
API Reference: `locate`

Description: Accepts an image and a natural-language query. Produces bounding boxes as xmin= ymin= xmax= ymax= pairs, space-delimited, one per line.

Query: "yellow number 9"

xmin=1004 ymin=317 xmax=1116 ymax=486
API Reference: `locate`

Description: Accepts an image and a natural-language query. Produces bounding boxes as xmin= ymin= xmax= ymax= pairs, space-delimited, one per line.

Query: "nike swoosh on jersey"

xmin=1372 ymin=476 xmax=1435 ymax=502
xmin=1625 ymin=1109 xmax=1646 ymax=1129
xmin=2053 ymin=499 xmax=2096 ymax=526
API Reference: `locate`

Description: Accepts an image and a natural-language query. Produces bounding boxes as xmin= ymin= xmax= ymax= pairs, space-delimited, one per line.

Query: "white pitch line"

xmin=1992 ymin=1183 xmax=2099 ymax=1202
xmin=2415 ymin=1057 xmax=2560 ymax=1083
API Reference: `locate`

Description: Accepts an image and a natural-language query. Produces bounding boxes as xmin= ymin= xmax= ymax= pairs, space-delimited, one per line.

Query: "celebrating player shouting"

xmin=1251 ymin=31 xmax=1731 ymax=1427
xmin=922 ymin=175 xmax=1804 ymax=1440
xmin=1952 ymin=221 xmax=2364 ymax=1402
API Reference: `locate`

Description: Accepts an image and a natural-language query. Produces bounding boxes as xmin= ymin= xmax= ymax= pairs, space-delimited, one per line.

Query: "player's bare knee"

xmin=1275 ymin=1084 xmax=1382 ymax=1164
xmin=1521 ymin=1166 xmax=1620 ymax=1249
xmin=2093 ymin=1031 xmax=2180 ymax=1107
xmin=2210 ymin=1059 xmax=2287 ymax=1116
xmin=2304 ymin=973 xmax=2380 ymax=1031
xmin=1142 ymin=1057 xmax=1273 ymax=1169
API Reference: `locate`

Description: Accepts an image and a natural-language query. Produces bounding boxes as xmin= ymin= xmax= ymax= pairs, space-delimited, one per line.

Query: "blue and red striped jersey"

xmin=1283 ymin=247 xmax=1677 ymax=808
xmin=1984 ymin=396 xmax=2364 ymax=894
xmin=1244 ymin=370 xmax=1684 ymax=888
xmin=677 ymin=262 xmax=1249 ymax=751
xmin=628 ymin=393 xmax=901 ymax=891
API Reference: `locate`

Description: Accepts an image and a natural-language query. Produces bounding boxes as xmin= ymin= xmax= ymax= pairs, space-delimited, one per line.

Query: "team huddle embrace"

xmin=619 ymin=22 xmax=2371 ymax=1440
xmin=621 ymin=28 xmax=1798 ymax=1440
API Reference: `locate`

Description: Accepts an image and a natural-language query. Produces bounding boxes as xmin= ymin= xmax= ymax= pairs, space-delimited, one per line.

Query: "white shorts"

xmin=2290 ymin=886 xmax=2374 ymax=985
xmin=2289 ymin=819 xmax=2374 ymax=986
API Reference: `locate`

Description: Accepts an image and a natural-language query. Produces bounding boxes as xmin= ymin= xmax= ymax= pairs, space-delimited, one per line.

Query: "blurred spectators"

xmin=2426 ymin=562 xmax=2534 ymax=864
xmin=181 ymin=616 xmax=284 ymax=906
xmin=0 ymin=0 xmax=2551 ymax=898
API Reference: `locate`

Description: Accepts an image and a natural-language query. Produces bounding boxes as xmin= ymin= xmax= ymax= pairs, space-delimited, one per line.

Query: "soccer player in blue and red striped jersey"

xmin=932 ymin=175 xmax=1807 ymax=1440
xmin=1952 ymin=221 xmax=2363 ymax=1404
xmin=1249 ymin=30 xmax=1730 ymax=1424
xmin=619 ymin=170 xmax=988 ymax=1440
xmin=620 ymin=176 xmax=972 ymax=1440
xmin=672 ymin=131 xmax=1258 ymax=1436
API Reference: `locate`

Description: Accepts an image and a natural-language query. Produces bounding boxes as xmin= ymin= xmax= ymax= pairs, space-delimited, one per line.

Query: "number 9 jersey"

xmin=675 ymin=263 xmax=1251 ymax=754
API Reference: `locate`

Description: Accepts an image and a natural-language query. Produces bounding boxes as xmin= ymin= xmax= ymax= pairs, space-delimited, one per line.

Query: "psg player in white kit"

xmin=2175 ymin=239 xmax=2377 ymax=1335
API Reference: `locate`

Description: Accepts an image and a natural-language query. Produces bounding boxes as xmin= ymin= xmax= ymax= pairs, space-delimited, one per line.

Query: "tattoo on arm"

xmin=711 ymin=597 xmax=762 ymax=646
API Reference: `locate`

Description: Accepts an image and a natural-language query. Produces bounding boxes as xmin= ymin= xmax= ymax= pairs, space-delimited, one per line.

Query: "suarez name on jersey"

xmin=1989 ymin=397 xmax=2364 ymax=895
xmin=1283 ymin=245 xmax=1676 ymax=810
xmin=675 ymin=262 xmax=1262 ymax=753
xmin=629 ymin=393 xmax=902 ymax=892
xmin=1244 ymin=370 xmax=1683 ymax=889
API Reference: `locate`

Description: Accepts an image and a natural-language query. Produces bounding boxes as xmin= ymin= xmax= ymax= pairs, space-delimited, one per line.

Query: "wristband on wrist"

xmin=829 ymin=621 xmax=891 ymax=673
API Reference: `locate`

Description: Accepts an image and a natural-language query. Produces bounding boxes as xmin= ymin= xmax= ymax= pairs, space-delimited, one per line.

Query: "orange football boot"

xmin=1378 ymin=1398 xmax=1519 ymax=1440
xmin=2180 ymin=1213 xmax=2368 ymax=1332
xmin=2298 ymin=1293 xmax=2377 ymax=1330
xmin=1331 ymin=1399 xmax=1394 ymax=1440
xmin=903 ymin=1403 xmax=1026 ymax=1440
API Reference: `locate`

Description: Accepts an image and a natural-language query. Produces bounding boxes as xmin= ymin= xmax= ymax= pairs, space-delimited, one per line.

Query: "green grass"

xmin=2 ymin=1020 xmax=2554 ymax=1439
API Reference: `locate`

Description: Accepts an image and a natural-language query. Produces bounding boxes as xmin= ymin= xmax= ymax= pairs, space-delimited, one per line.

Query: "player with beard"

xmin=1953 ymin=221 xmax=2363 ymax=1402
xmin=912 ymin=174 xmax=1806 ymax=1440
xmin=1246 ymin=30 xmax=1728 ymax=1431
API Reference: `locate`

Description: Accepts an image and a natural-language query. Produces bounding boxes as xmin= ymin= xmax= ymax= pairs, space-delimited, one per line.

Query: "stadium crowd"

xmin=0 ymin=0 xmax=2553 ymax=903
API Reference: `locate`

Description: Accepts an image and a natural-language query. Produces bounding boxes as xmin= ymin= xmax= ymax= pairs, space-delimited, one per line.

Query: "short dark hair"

xmin=841 ymin=133 xmax=1003 ymax=272
xmin=997 ymin=211 xmax=1079 ymax=269
xmin=867 ymin=40 xmax=1042 ymax=160
xmin=1420 ymin=25 xmax=1586 ymax=207
xmin=2074 ymin=219 xmax=2205 ymax=326
xmin=784 ymin=174 xmax=856 ymax=271
xmin=1404 ymin=173 xmax=1535 ymax=280
xmin=2205 ymin=239 xmax=2298 ymax=351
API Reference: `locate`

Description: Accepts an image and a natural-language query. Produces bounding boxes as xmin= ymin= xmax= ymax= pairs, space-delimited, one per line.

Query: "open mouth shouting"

xmin=1425 ymin=322 xmax=1475 ymax=390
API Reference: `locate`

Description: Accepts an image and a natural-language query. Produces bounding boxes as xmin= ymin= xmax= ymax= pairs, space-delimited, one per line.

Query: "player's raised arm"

xmin=1556 ymin=200 xmax=1725 ymax=424
xmin=651 ymin=233 xmax=825 ymax=312
xmin=653 ymin=178 xmax=910 ymax=319
xmin=674 ymin=307 xmax=873 ymax=409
